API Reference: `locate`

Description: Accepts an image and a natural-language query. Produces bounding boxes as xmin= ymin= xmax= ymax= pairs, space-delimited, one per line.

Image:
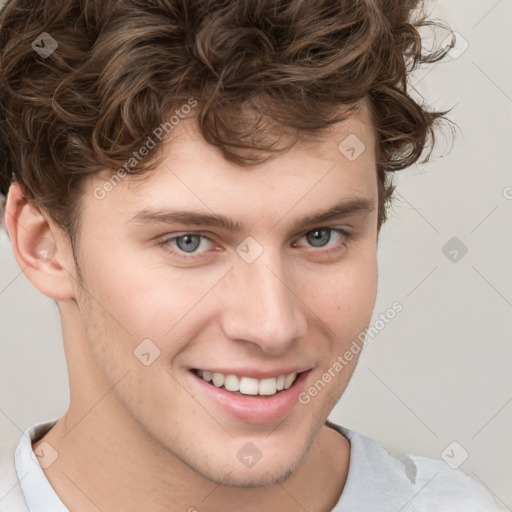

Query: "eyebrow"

xmin=128 ymin=196 xmax=375 ymax=233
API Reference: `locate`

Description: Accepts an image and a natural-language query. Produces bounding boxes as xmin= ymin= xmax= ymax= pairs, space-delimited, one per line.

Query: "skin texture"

xmin=5 ymin=101 xmax=379 ymax=511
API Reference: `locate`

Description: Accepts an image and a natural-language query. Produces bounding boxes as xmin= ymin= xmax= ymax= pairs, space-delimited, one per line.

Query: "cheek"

xmin=76 ymin=240 xmax=177 ymax=333
xmin=75 ymin=243 xmax=215 ymax=373
xmin=302 ymin=249 xmax=378 ymax=338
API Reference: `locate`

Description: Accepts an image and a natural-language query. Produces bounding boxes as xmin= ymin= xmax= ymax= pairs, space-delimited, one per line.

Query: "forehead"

xmin=86 ymin=101 xmax=378 ymax=229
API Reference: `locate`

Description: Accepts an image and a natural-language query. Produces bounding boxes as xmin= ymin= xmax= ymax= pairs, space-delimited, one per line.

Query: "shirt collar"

xmin=14 ymin=418 xmax=69 ymax=511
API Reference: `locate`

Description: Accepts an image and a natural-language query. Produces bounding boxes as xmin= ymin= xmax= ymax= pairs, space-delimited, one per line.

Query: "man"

xmin=0 ymin=0 xmax=505 ymax=510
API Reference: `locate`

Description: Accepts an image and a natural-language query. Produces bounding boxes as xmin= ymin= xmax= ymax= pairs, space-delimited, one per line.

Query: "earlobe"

xmin=4 ymin=183 xmax=76 ymax=301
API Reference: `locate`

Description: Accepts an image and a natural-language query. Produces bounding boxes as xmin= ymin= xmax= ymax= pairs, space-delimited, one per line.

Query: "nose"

xmin=220 ymin=247 xmax=308 ymax=354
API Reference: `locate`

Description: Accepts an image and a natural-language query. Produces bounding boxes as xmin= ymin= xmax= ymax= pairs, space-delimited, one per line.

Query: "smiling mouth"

xmin=191 ymin=369 xmax=301 ymax=397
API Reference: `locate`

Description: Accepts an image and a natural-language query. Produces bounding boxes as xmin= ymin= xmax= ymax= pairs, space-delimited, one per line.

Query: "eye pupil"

xmin=307 ymin=228 xmax=331 ymax=247
xmin=176 ymin=234 xmax=201 ymax=253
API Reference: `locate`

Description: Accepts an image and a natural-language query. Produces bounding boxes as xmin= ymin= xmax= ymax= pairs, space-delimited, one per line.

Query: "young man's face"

xmin=56 ymin=103 xmax=379 ymax=487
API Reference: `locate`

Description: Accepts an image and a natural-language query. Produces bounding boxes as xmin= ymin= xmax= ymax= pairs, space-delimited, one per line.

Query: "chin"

xmin=204 ymin=461 xmax=297 ymax=489
xmin=185 ymin=448 xmax=305 ymax=489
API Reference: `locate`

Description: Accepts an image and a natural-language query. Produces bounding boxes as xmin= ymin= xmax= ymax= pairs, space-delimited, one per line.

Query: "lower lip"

xmin=188 ymin=370 xmax=310 ymax=424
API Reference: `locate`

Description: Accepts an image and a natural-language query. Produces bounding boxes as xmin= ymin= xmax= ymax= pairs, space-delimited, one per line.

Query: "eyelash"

xmin=157 ymin=227 xmax=352 ymax=261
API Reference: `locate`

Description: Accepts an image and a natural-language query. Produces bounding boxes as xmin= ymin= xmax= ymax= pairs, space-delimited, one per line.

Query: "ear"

xmin=4 ymin=182 xmax=77 ymax=301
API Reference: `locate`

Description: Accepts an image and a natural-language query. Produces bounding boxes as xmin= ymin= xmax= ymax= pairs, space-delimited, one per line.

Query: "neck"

xmin=33 ymin=404 xmax=350 ymax=512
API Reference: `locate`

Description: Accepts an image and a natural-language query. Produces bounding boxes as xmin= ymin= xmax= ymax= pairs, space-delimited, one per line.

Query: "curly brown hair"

xmin=0 ymin=0 xmax=453 ymax=246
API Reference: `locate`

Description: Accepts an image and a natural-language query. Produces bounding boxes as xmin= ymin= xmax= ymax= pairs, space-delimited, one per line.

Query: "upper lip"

xmin=191 ymin=366 xmax=312 ymax=380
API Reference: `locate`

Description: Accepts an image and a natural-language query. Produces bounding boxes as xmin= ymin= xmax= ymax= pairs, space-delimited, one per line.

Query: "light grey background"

xmin=0 ymin=0 xmax=511 ymax=507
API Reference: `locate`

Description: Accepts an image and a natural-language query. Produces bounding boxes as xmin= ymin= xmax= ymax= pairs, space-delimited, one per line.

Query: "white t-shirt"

xmin=0 ymin=417 xmax=506 ymax=511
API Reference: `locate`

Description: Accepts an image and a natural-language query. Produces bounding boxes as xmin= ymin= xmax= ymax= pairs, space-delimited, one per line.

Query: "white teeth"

xmin=284 ymin=373 xmax=297 ymax=390
xmin=240 ymin=377 xmax=259 ymax=395
xmin=259 ymin=378 xmax=277 ymax=395
xmin=224 ymin=374 xmax=240 ymax=392
xmin=212 ymin=372 xmax=225 ymax=387
xmin=196 ymin=370 xmax=299 ymax=396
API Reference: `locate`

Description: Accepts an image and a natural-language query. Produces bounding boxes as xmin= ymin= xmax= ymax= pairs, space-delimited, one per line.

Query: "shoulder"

xmin=404 ymin=450 xmax=505 ymax=511
xmin=326 ymin=421 xmax=506 ymax=512
xmin=0 ymin=429 xmax=29 ymax=511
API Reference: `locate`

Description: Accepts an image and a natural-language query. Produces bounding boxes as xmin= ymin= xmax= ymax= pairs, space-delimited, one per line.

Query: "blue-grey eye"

xmin=305 ymin=228 xmax=333 ymax=248
xmin=175 ymin=234 xmax=202 ymax=253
